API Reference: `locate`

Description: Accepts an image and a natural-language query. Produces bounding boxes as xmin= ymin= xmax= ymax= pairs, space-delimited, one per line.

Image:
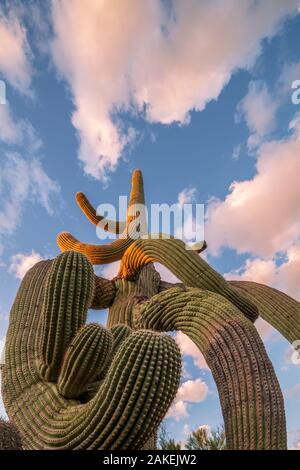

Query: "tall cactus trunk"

xmin=134 ymin=286 xmax=287 ymax=449
xmin=2 ymin=169 xmax=297 ymax=450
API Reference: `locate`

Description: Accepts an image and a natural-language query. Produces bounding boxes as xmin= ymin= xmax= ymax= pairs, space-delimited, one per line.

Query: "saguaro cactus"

xmin=2 ymin=169 xmax=300 ymax=450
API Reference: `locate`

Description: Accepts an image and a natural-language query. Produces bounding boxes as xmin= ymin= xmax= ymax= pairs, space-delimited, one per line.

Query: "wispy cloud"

xmin=9 ymin=250 xmax=43 ymax=279
xmin=224 ymin=240 xmax=300 ymax=301
xmin=236 ymin=81 xmax=278 ymax=149
xmin=0 ymin=4 xmax=33 ymax=95
xmin=50 ymin=0 xmax=299 ymax=180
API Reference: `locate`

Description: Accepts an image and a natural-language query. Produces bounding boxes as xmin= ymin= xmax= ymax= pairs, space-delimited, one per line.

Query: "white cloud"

xmin=167 ymin=378 xmax=209 ymax=421
xmin=9 ymin=250 xmax=43 ymax=279
xmin=176 ymin=378 xmax=209 ymax=403
xmin=175 ymin=187 xmax=205 ymax=246
xmin=279 ymin=60 xmax=300 ymax=96
xmin=176 ymin=332 xmax=209 ymax=370
xmin=0 ymin=337 xmax=5 ymax=366
xmin=290 ymin=429 xmax=300 ymax=450
xmin=166 ymin=400 xmax=188 ymax=421
xmin=50 ymin=0 xmax=299 ymax=180
xmin=0 ymin=104 xmax=23 ymax=143
xmin=206 ymin=116 xmax=300 ymax=258
xmin=154 ymin=263 xmax=181 ymax=284
xmin=225 ymin=257 xmax=277 ymax=285
xmin=284 ymin=344 xmax=300 ymax=367
xmin=224 ymin=241 xmax=300 ymax=341
xmin=255 ymin=318 xmax=276 ymax=342
xmin=231 ymin=144 xmax=242 ymax=161
xmin=224 ymin=240 xmax=300 ymax=301
xmin=0 ymin=152 xmax=60 ymax=250
xmin=236 ymin=81 xmax=278 ymax=148
xmin=182 ymin=424 xmax=191 ymax=436
xmin=178 ymin=187 xmax=197 ymax=207
xmin=0 ymin=5 xmax=33 ymax=95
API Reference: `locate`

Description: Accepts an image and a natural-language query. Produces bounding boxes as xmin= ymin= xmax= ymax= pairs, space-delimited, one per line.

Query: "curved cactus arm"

xmin=95 ymin=324 xmax=133 ymax=382
xmin=76 ymin=191 xmax=126 ymax=233
xmin=91 ymin=275 xmax=116 ymax=309
xmin=57 ymin=231 xmax=135 ymax=265
xmin=2 ymin=251 xmax=181 ymax=449
xmin=57 ymin=323 xmax=113 ymax=398
xmin=37 ymin=251 xmax=95 ymax=382
xmin=57 ymin=169 xmax=146 ymax=265
xmin=159 ymin=280 xmax=186 ymax=291
xmin=230 ymin=280 xmax=300 ymax=344
xmin=134 ymin=287 xmax=286 ymax=450
xmin=107 ymin=264 xmax=161 ymax=328
xmin=119 ymin=238 xmax=258 ymax=322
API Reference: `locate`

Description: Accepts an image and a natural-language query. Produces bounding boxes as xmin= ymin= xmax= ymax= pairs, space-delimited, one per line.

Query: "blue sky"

xmin=0 ymin=0 xmax=300 ymax=449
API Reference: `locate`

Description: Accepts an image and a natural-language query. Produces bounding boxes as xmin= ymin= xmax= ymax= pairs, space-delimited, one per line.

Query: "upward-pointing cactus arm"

xmin=134 ymin=287 xmax=286 ymax=450
xmin=57 ymin=170 xmax=147 ymax=265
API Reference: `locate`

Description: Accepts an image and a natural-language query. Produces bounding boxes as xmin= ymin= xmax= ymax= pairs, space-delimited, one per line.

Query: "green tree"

xmin=0 ymin=416 xmax=22 ymax=450
xmin=158 ymin=422 xmax=181 ymax=450
xmin=186 ymin=425 xmax=226 ymax=450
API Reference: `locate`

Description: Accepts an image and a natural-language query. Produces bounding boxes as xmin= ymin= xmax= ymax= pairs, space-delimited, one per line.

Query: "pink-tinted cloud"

xmin=167 ymin=378 xmax=209 ymax=421
xmin=166 ymin=400 xmax=188 ymax=421
xmin=50 ymin=0 xmax=299 ymax=180
xmin=176 ymin=332 xmax=209 ymax=370
xmin=236 ymin=81 xmax=278 ymax=149
xmin=9 ymin=250 xmax=43 ymax=279
xmin=0 ymin=6 xmax=32 ymax=94
xmin=206 ymin=117 xmax=300 ymax=258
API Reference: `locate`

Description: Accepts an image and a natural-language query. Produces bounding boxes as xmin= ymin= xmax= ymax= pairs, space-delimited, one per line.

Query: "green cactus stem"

xmin=0 ymin=417 xmax=22 ymax=450
xmin=230 ymin=281 xmax=300 ymax=344
xmin=119 ymin=238 xmax=258 ymax=322
xmin=134 ymin=286 xmax=286 ymax=450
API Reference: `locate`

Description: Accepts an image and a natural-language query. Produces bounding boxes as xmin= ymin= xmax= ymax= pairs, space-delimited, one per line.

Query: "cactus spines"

xmin=110 ymin=324 xmax=133 ymax=357
xmin=134 ymin=287 xmax=286 ymax=450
